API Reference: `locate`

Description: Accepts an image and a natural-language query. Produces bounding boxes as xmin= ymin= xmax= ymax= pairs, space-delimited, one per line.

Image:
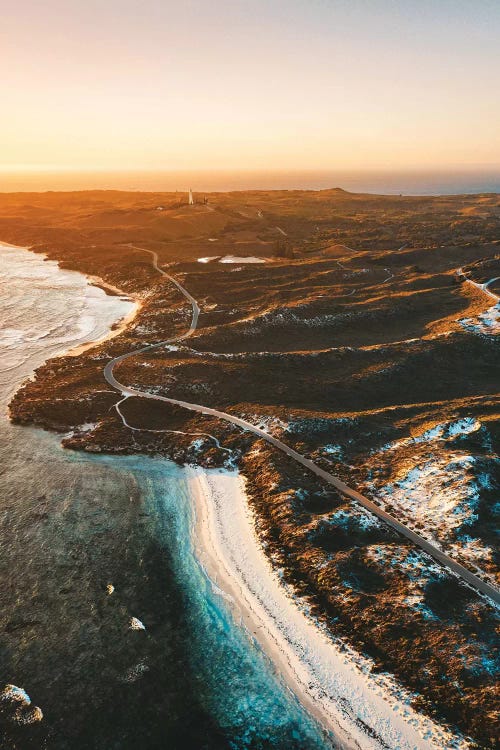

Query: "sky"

xmin=1 ymin=0 xmax=499 ymax=173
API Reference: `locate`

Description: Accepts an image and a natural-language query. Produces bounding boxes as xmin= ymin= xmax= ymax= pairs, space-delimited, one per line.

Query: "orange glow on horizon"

xmin=1 ymin=1 xmax=499 ymax=174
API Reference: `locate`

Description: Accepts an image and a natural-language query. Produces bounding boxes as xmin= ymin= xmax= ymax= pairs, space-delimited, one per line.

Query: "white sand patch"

xmin=238 ymin=413 xmax=288 ymax=436
xmin=219 ymin=255 xmax=266 ymax=264
xmin=317 ymin=507 xmax=382 ymax=532
xmin=79 ymin=422 xmax=98 ymax=433
xmin=460 ymin=302 xmax=500 ymax=334
xmin=371 ymin=420 xmax=490 ymax=534
xmin=376 ymin=418 xmax=482 ymax=454
xmin=321 ymin=444 xmax=345 ymax=459
xmin=189 ymin=468 xmax=469 ymax=750
xmin=368 ymin=419 xmax=497 ymax=572
xmin=374 ymin=455 xmax=488 ymax=534
xmin=371 ymin=421 xmax=491 ymax=525
xmin=449 ymin=536 xmax=495 ymax=570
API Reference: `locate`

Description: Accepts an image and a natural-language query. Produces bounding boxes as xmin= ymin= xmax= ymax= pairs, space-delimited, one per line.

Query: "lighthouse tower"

xmin=188 ymin=188 xmax=194 ymax=205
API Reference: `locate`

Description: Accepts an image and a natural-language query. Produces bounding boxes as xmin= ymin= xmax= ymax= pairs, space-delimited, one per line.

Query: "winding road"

xmin=105 ymin=247 xmax=500 ymax=606
xmin=458 ymin=267 xmax=500 ymax=302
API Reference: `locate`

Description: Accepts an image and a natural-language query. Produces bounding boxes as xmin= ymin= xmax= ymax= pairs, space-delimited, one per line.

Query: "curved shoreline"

xmin=1 ymin=240 xmax=333 ymax=747
xmin=105 ymin=247 xmax=500 ymax=606
xmin=0 ymin=240 xmax=140 ymax=360
xmin=3 ymin=239 xmax=492 ymax=747
xmin=65 ymin=294 xmax=140 ymax=358
xmin=99 ymin=244 xmax=494 ymax=744
xmin=189 ymin=469 xmax=470 ymax=750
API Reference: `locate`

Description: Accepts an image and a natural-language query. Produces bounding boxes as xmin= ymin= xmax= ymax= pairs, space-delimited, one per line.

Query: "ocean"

xmin=1 ymin=168 xmax=499 ymax=195
xmin=0 ymin=244 xmax=329 ymax=749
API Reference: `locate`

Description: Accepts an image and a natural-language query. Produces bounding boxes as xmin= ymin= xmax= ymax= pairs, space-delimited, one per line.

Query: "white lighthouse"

xmin=188 ymin=188 xmax=194 ymax=205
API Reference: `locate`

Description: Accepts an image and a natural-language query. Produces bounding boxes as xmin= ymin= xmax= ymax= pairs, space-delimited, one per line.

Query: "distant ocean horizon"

xmin=1 ymin=168 xmax=500 ymax=196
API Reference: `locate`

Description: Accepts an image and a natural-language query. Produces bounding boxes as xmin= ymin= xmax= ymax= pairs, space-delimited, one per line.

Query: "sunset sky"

xmin=1 ymin=0 xmax=499 ymax=172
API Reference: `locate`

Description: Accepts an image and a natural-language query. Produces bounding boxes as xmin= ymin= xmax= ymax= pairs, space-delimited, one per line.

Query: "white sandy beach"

xmin=189 ymin=468 xmax=470 ymax=750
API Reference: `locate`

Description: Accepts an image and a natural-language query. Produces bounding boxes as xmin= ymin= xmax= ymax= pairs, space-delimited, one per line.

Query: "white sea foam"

xmin=0 ymin=684 xmax=43 ymax=724
xmin=0 ymin=243 xmax=135 ymax=395
xmin=130 ymin=616 xmax=146 ymax=630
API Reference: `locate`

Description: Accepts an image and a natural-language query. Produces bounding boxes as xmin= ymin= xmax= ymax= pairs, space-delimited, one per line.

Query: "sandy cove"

xmin=189 ymin=468 xmax=470 ymax=750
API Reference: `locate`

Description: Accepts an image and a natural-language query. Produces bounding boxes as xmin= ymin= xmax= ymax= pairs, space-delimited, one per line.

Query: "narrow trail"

xmin=104 ymin=246 xmax=500 ymax=606
xmin=114 ymin=396 xmax=232 ymax=454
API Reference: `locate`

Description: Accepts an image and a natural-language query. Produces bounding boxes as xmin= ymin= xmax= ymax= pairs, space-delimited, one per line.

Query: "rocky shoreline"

xmin=8 ymin=301 xmax=498 ymax=749
xmin=3 ymin=188 xmax=500 ymax=748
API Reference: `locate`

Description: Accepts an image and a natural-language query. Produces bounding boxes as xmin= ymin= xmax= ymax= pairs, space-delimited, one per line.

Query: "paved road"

xmin=482 ymin=276 xmax=500 ymax=296
xmin=458 ymin=267 xmax=500 ymax=302
xmin=104 ymin=247 xmax=500 ymax=606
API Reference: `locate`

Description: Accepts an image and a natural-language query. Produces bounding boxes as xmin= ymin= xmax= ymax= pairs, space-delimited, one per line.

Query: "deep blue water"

xmin=0 ymin=243 xmax=330 ymax=748
xmin=77 ymin=452 xmax=332 ymax=749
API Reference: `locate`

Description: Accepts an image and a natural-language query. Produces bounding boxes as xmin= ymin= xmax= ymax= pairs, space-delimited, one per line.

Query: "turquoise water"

xmin=79 ymin=451 xmax=332 ymax=749
xmin=0 ymin=242 xmax=331 ymax=748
